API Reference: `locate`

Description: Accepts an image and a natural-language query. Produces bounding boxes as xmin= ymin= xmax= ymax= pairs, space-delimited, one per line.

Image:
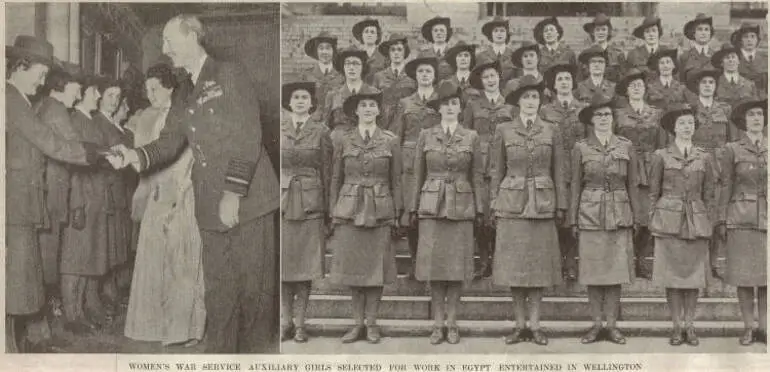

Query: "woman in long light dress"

xmin=124 ymin=64 xmax=205 ymax=346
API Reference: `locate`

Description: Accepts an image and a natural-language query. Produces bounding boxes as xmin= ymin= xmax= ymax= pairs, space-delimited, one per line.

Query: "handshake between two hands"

xmin=99 ymin=144 xmax=140 ymax=171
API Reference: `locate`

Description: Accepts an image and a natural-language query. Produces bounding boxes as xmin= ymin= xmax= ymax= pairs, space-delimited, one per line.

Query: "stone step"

xmin=307 ymin=294 xmax=742 ymax=321
xmin=297 ymin=318 xmax=749 ymax=338
xmin=312 ymin=275 xmax=737 ymax=298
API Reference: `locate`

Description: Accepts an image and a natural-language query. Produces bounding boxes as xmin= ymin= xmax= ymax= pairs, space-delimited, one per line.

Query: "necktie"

xmin=445 ymin=126 xmax=451 ymax=139
xmin=665 ymin=81 xmax=669 ymax=88
xmin=637 ymin=108 xmax=642 ymax=115
xmin=351 ymin=88 xmax=357 ymax=95
xmin=684 ymin=147 xmax=688 ymax=158
xmin=497 ymin=52 xmax=502 ymax=59
xmin=295 ymin=121 xmax=303 ymax=136
xmin=394 ymin=69 xmax=399 ymax=77
xmin=491 ymin=98 xmax=495 ymax=105
xmin=436 ymin=49 xmax=442 ymax=57
xmin=461 ymin=77 xmax=466 ymax=85
xmin=749 ymin=55 xmax=754 ymax=62
xmin=323 ymin=68 xmax=328 ymax=76
xmin=364 ymin=129 xmax=371 ymax=144
xmin=562 ymin=101 xmax=568 ymax=109
xmin=526 ymin=119 xmax=533 ymax=130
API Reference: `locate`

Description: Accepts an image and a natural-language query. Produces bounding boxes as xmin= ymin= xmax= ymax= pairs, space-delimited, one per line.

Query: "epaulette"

xmin=615 ymin=135 xmax=631 ymax=143
xmin=380 ymin=129 xmax=397 ymax=139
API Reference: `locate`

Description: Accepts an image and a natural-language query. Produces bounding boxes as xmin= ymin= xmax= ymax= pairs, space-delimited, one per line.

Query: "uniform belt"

xmin=583 ymin=186 xmax=627 ymax=192
xmin=425 ymin=172 xmax=470 ymax=184
xmin=282 ymin=167 xmax=319 ymax=178
xmin=402 ymin=141 xmax=417 ymax=149
xmin=344 ymin=175 xmax=389 ymax=186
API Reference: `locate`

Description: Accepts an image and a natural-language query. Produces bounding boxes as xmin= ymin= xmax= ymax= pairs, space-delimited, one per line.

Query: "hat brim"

xmin=686 ymin=70 xmax=721 ymax=93
xmin=583 ymin=19 xmax=612 ymax=35
xmin=616 ymin=71 xmax=647 ymax=96
xmin=6 ymin=46 xmax=54 ymax=67
xmin=660 ymin=108 xmax=697 ymax=134
xmin=533 ymin=18 xmax=563 ymax=45
xmin=731 ymin=26 xmax=762 ymax=47
xmin=304 ymin=37 xmax=337 ymax=60
xmin=334 ymin=50 xmax=368 ymax=74
xmin=469 ymin=61 xmax=501 ymax=90
xmin=633 ymin=20 xmax=662 ymax=39
xmin=511 ymin=44 xmax=540 ymax=69
xmin=282 ymin=82 xmax=316 ymax=112
xmin=378 ymin=38 xmax=410 ymax=59
xmin=482 ymin=20 xmax=509 ymax=42
xmin=352 ymin=20 xmax=381 ymax=43
xmin=732 ymin=99 xmax=768 ymax=131
xmin=405 ymin=57 xmax=439 ymax=82
xmin=578 ymin=50 xmax=608 ymax=66
xmin=647 ymin=49 xmax=679 ymax=73
xmin=683 ymin=17 xmax=713 ymax=41
xmin=446 ymin=45 xmax=477 ymax=71
xmin=427 ymin=91 xmax=462 ymax=111
xmin=343 ymin=92 xmax=382 ymax=118
xmin=578 ymin=99 xmax=615 ymax=125
xmin=711 ymin=47 xmax=740 ymax=70
xmin=505 ymin=82 xmax=544 ymax=106
xmin=422 ymin=18 xmax=452 ymax=43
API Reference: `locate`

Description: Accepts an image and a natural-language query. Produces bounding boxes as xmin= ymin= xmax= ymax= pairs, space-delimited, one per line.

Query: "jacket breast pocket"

xmin=613 ymin=191 xmax=634 ymax=227
xmin=650 ymin=197 xmax=684 ymax=235
xmin=418 ymin=179 xmax=443 ymax=216
xmin=493 ymin=177 xmax=527 ymax=215
xmin=727 ymin=193 xmax=761 ymax=228
xmin=611 ymin=149 xmax=630 ymax=176
xmin=533 ymin=177 xmax=555 ymax=214
xmin=578 ymin=191 xmax=603 ymax=229
xmin=333 ymin=184 xmax=359 ymax=219
xmin=691 ymin=200 xmax=712 ymax=238
xmin=452 ymin=181 xmax=476 ymax=219
xmin=374 ymin=183 xmax=395 ymax=220
xmin=300 ymin=178 xmax=324 ymax=214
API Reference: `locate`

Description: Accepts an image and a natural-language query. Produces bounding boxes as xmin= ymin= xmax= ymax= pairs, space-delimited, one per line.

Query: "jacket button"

xmin=201 ymin=162 xmax=207 ymax=167
xmin=188 ymin=109 xmax=194 ymax=115
xmin=191 ymin=127 xmax=196 ymax=132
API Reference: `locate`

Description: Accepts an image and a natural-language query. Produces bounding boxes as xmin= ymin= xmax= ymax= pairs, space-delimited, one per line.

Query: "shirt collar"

xmin=291 ymin=113 xmax=310 ymax=128
xmin=742 ymin=49 xmax=756 ymax=60
xmin=347 ymin=80 xmax=363 ymax=93
xmin=492 ymin=44 xmax=507 ymax=55
xmin=556 ymin=95 xmax=573 ymax=107
xmin=519 ymin=113 xmax=537 ymax=125
xmin=660 ymin=75 xmax=672 ymax=85
xmin=101 ymin=110 xmax=125 ymax=133
xmin=694 ymin=43 xmax=708 ymax=54
xmin=523 ymin=70 xmax=540 ymax=79
xmin=390 ymin=62 xmax=405 ymax=72
xmin=8 ymin=80 xmax=31 ymax=106
xmin=595 ymin=132 xmax=612 ymax=146
xmin=417 ymin=87 xmax=434 ymax=99
xmin=76 ymin=105 xmax=92 ymax=119
xmin=441 ymin=120 xmax=458 ymax=134
xmin=318 ymin=62 xmax=333 ymax=72
xmin=358 ymin=123 xmax=377 ymax=138
xmin=545 ymin=42 xmax=559 ymax=52
xmin=188 ymin=54 xmax=208 ymax=85
xmin=597 ymin=41 xmax=609 ymax=50
xmin=485 ymin=90 xmax=501 ymax=102
xmin=629 ymin=99 xmax=645 ymax=112
xmin=699 ymin=96 xmax=714 ymax=108
xmin=724 ymin=71 xmax=741 ymax=81
xmin=646 ymin=44 xmax=659 ymax=54
xmin=434 ymin=44 xmax=447 ymax=54
xmin=456 ymin=71 xmax=470 ymax=80
xmin=675 ymin=139 xmax=692 ymax=155
xmin=363 ymin=46 xmax=377 ymax=56
xmin=590 ymin=76 xmax=604 ymax=87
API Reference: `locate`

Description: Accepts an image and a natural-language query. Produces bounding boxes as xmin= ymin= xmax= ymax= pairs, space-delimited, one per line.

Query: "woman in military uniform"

xmin=613 ymin=69 xmax=667 ymax=279
xmin=280 ymin=82 xmax=332 ymax=343
xmin=679 ymin=14 xmax=717 ymax=83
xmin=625 ymin=16 xmax=666 ymax=77
xmin=732 ymin=23 xmax=767 ymax=96
xmin=323 ymin=48 xmax=379 ymax=136
xmin=352 ymin=18 xmax=387 ymax=84
xmin=502 ymin=41 xmax=542 ymax=98
xmin=477 ymin=16 xmax=516 ymax=85
xmin=491 ymin=75 xmax=566 ymax=346
xmin=539 ymin=64 xmax=586 ymax=280
xmin=390 ymin=57 xmax=441 ymax=278
xmin=300 ymin=32 xmax=343 ymax=121
xmin=570 ymin=94 xmax=641 ymax=345
xmin=646 ymin=49 xmax=688 ymax=110
xmin=575 ymin=46 xmax=616 ymax=103
xmin=463 ymin=56 xmax=514 ymax=279
xmin=712 ymin=43 xmax=759 ymax=108
xmin=687 ymin=68 xmax=740 ymax=153
xmin=715 ymin=98 xmax=767 ymax=345
xmin=419 ymin=16 xmax=454 ymax=82
xmin=328 ymin=92 xmax=402 ymax=344
xmin=410 ymin=81 xmax=484 ymax=345
xmin=533 ymin=17 xmax=577 ymax=76
xmin=648 ymin=104 xmax=717 ymax=347
xmin=440 ymin=41 xmax=479 ymax=105
xmin=581 ymin=13 xmax=625 ymax=83
xmin=373 ymin=33 xmax=416 ymax=130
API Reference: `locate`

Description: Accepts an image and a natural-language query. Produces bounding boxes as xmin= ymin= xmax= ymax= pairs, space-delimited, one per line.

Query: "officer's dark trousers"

xmin=201 ymin=211 xmax=279 ymax=354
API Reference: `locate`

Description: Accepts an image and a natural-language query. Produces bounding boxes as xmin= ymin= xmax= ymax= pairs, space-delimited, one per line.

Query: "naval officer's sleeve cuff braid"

xmin=225 ymin=158 xmax=257 ymax=196
xmin=137 ymin=146 xmax=152 ymax=171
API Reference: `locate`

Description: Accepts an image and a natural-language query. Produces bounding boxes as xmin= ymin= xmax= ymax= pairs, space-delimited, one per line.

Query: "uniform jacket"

xmin=538 ymin=43 xmax=578 ymax=75
xmin=411 ymin=125 xmax=484 ymax=220
xmin=679 ymin=46 xmax=717 ymax=82
xmin=329 ymin=126 xmax=403 ymax=227
xmin=718 ymin=135 xmax=767 ymax=231
xmin=575 ymin=78 xmax=616 ymax=103
xmin=463 ymin=94 xmax=515 ymax=176
xmin=68 ymin=109 xmax=111 ymax=222
xmin=646 ymin=76 xmax=688 ymax=110
xmin=5 ymin=84 xmax=93 ymax=227
xmin=137 ymin=56 xmax=279 ymax=231
xmin=580 ymin=44 xmax=626 ymax=83
xmin=738 ymin=50 xmax=768 ymax=95
xmin=323 ymin=82 xmax=379 ymax=133
xmin=614 ymin=102 xmax=667 ymax=188
xmin=95 ymin=112 xmax=132 ymax=213
xmin=691 ymin=99 xmax=738 ymax=153
xmin=539 ymin=98 xmax=588 ymax=177
xmin=568 ymin=134 xmax=640 ymax=230
xmin=439 ymin=74 xmax=480 ymax=105
xmin=363 ymin=49 xmax=388 ymax=85
xmin=489 ymin=117 xmax=567 ymax=219
xmin=280 ymin=116 xmax=332 ymax=221
xmin=716 ymin=74 xmax=759 ymax=108
xmin=477 ymin=45 xmax=517 ymax=85
xmin=390 ymin=91 xmax=441 ymax=175
xmin=625 ymin=44 xmax=669 ymax=78
xmin=648 ymin=144 xmax=716 ymax=240
xmin=34 ymin=96 xmax=80 ymax=224
xmin=418 ymin=46 xmax=454 ymax=82
xmin=372 ymin=67 xmax=417 ymax=129
xmin=299 ymin=63 xmax=344 ymax=121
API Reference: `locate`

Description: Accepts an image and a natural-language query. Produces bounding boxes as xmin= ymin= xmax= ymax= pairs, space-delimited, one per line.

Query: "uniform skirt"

xmin=61 ymin=211 xmax=109 ymax=276
xmin=578 ymin=229 xmax=634 ymax=285
xmin=725 ymin=229 xmax=767 ymax=287
xmin=493 ymin=219 xmax=562 ymax=287
xmin=329 ymin=225 xmax=396 ymax=286
xmin=415 ymin=219 xmax=474 ymax=282
xmin=653 ymin=237 xmax=708 ymax=288
xmin=5 ymin=225 xmax=45 ymax=315
xmin=281 ymin=218 xmax=324 ymax=282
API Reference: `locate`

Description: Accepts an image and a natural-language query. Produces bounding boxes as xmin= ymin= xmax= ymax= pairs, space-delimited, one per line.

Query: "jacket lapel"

xmin=189 ymin=57 xmax=219 ymax=105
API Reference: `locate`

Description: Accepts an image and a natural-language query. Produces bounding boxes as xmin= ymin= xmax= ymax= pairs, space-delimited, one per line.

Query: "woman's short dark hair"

xmin=145 ymin=63 xmax=178 ymax=90
xmin=97 ymin=77 xmax=122 ymax=95
xmin=5 ymin=56 xmax=33 ymax=79
xmin=44 ymin=69 xmax=78 ymax=94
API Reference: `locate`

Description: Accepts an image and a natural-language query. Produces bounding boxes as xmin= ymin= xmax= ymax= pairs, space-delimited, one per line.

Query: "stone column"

xmin=45 ymin=2 xmax=70 ymax=61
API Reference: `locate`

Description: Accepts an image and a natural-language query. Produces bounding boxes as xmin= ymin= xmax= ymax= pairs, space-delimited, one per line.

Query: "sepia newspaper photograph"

xmin=2 ymin=0 xmax=770 ymax=371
